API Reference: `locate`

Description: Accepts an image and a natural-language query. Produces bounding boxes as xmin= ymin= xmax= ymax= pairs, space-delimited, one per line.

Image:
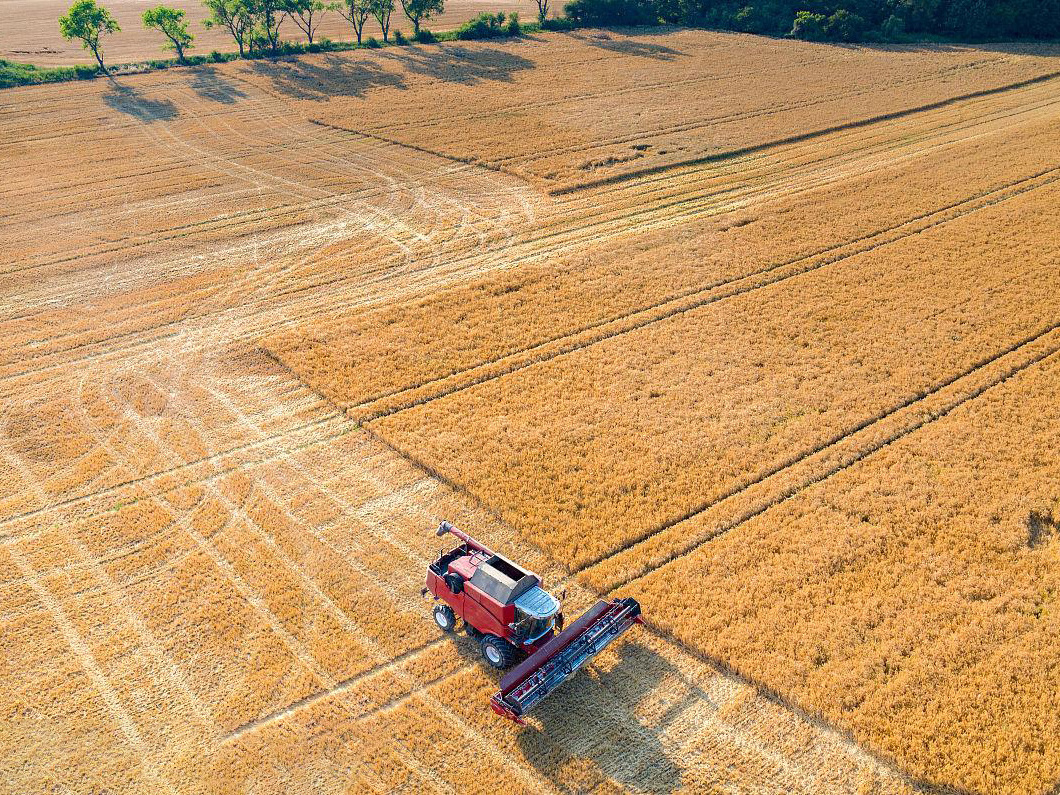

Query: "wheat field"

xmin=3 ymin=28 xmax=1059 ymax=795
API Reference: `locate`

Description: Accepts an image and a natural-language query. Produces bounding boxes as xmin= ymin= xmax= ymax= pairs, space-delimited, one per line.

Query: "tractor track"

xmin=352 ymin=165 xmax=1059 ymax=421
xmin=5 ymin=82 xmax=1054 ymax=394
xmin=4 ymin=40 xmax=1058 ymax=794
xmin=581 ymin=323 xmax=1060 ymax=592
xmin=222 ymin=638 xmax=454 ymax=742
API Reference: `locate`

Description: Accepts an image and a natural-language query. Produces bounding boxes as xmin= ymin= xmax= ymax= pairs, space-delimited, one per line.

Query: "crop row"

xmin=309 ymin=30 xmax=1060 ymax=186
xmin=626 ymin=348 xmax=1060 ymax=795
xmin=370 ymin=173 xmax=1059 ymax=567
xmin=266 ymin=114 xmax=1060 ymax=419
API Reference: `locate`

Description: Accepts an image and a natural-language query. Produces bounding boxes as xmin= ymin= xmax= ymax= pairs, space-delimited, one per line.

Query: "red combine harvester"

xmin=423 ymin=521 xmax=643 ymax=724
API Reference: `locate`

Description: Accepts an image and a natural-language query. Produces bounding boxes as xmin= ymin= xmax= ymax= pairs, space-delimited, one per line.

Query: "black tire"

xmin=433 ymin=604 xmax=456 ymax=633
xmin=444 ymin=572 xmax=464 ymax=594
xmin=480 ymin=634 xmax=518 ymax=669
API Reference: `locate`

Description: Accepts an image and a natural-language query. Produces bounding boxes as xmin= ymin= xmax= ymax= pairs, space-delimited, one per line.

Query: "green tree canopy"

xmin=142 ymin=5 xmax=194 ymax=61
xmin=399 ymin=0 xmax=442 ymax=33
xmin=58 ymin=0 xmax=120 ymax=71
xmin=284 ymin=0 xmax=338 ymax=44
xmin=202 ymin=0 xmax=254 ymax=56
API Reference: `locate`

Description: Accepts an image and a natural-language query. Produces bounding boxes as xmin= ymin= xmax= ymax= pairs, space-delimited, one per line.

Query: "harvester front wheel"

xmin=480 ymin=634 xmax=517 ymax=669
xmin=433 ymin=604 xmax=456 ymax=632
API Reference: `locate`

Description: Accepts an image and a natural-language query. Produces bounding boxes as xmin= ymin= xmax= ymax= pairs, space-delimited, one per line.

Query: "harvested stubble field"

xmin=2 ymin=26 xmax=1058 ymax=795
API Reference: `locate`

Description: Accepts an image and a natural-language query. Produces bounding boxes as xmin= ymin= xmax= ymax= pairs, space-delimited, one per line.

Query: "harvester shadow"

xmin=189 ymin=67 xmax=249 ymax=104
xmin=102 ymin=80 xmax=179 ymax=122
xmin=514 ymin=641 xmax=687 ymax=793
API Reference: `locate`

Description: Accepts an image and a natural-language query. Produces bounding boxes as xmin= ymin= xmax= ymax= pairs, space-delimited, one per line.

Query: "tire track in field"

xmin=590 ymin=327 xmax=1060 ymax=594
xmin=222 ymin=638 xmax=454 ymax=741
xmin=7 ymin=546 xmax=181 ymax=795
xmin=5 ymin=79 xmax=1053 ymax=377
xmin=14 ymin=75 xmax=1042 ymax=392
xmin=0 ymin=412 xmax=348 ymax=537
xmin=350 ymin=166 xmax=1059 ymax=421
xmin=10 ymin=64 xmax=1051 ymax=324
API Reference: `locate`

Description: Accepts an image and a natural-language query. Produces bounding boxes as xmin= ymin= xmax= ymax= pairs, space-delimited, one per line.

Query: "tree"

xmin=399 ymin=0 xmax=442 ymax=34
xmin=824 ymin=8 xmax=867 ymax=40
xmin=284 ymin=0 xmax=337 ymax=43
xmin=368 ymin=0 xmax=394 ymax=40
xmin=142 ymin=5 xmax=194 ymax=62
xmin=533 ymin=0 xmax=548 ymax=23
xmin=339 ymin=0 xmax=371 ymax=43
xmin=880 ymin=12 xmax=904 ymax=39
xmin=790 ymin=9 xmax=827 ymax=39
xmin=202 ymin=0 xmax=253 ymax=55
xmin=248 ymin=0 xmax=286 ymax=53
xmin=58 ymin=0 xmax=120 ymax=72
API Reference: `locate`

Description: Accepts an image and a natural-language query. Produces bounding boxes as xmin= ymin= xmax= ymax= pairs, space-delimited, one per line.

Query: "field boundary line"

xmin=349 ymin=167 xmax=1059 ymax=422
xmin=596 ymin=326 xmax=1060 ymax=594
xmin=548 ymin=70 xmax=1060 ymax=196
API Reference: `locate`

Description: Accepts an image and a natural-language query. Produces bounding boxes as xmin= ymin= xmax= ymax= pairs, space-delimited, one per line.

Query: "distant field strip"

xmin=548 ymin=70 xmax=1060 ymax=195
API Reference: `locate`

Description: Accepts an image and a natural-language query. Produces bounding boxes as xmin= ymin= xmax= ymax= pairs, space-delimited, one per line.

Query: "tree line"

xmin=56 ymin=0 xmax=1059 ymax=74
xmin=57 ymin=0 xmax=550 ymax=71
xmin=564 ymin=0 xmax=1060 ymax=41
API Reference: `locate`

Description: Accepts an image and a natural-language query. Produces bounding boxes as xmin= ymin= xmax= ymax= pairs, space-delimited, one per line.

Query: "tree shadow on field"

xmin=245 ymin=45 xmax=535 ymax=101
xmin=571 ymin=29 xmax=686 ymax=60
xmin=102 ymin=80 xmax=178 ymax=122
xmin=514 ymin=641 xmax=688 ymax=793
xmin=376 ymin=45 xmax=536 ymax=86
xmin=189 ymin=67 xmax=249 ymax=104
xmin=247 ymin=54 xmax=407 ymax=100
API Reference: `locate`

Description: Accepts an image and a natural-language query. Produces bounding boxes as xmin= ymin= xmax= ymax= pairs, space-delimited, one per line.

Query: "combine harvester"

xmin=423 ymin=521 xmax=643 ymax=724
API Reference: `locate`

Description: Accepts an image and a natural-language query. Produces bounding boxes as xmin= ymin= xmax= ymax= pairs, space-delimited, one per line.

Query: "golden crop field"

xmin=3 ymin=26 xmax=1059 ymax=795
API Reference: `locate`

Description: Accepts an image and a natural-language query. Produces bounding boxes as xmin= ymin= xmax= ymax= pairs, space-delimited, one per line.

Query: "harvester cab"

xmin=422 ymin=520 xmax=643 ymax=724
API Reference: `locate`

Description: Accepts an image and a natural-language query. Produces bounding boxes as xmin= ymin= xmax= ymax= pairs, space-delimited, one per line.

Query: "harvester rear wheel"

xmin=481 ymin=635 xmax=517 ymax=669
xmin=433 ymin=604 xmax=456 ymax=632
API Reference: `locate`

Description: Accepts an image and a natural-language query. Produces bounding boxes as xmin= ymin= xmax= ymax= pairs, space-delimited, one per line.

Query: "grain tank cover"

xmin=470 ymin=553 xmax=538 ymax=604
